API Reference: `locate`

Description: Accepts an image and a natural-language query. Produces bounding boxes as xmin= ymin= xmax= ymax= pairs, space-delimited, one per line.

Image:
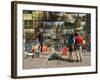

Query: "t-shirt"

xmin=38 ymin=32 xmax=43 ymax=42
xmin=68 ymin=36 xmax=75 ymax=45
xmin=75 ymin=35 xmax=83 ymax=46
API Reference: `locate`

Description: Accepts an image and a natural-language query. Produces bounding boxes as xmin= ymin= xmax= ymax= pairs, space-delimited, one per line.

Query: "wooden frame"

xmin=11 ymin=1 xmax=98 ymax=78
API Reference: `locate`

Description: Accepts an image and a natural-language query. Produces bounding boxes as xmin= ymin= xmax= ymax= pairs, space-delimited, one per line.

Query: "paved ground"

xmin=23 ymin=52 xmax=91 ymax=69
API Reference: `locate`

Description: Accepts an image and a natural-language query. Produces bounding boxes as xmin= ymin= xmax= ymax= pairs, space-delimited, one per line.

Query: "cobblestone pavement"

xmin=23 ymin=52 xmax=91 ymax=69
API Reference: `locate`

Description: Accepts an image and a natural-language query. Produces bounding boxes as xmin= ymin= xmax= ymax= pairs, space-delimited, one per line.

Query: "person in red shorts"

xmin=74 ymin=32 xmax=83 ymax=62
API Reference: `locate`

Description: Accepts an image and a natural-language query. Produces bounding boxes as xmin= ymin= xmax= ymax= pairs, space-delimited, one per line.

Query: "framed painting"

xmin=11 ymin=1 xmax=98 ymax=78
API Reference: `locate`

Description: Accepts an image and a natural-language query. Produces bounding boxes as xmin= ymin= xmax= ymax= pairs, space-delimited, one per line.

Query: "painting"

xmin=11 ymin=1 xmax=98 ymax=78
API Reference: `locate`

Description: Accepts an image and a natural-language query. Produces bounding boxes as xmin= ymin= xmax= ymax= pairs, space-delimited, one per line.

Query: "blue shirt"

xmin=68 ymin=36 xmax=75 ymax=45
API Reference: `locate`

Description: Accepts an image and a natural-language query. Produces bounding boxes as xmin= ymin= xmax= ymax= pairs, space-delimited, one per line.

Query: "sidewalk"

xmin=23 ymin=51 xmax=91 ymax=69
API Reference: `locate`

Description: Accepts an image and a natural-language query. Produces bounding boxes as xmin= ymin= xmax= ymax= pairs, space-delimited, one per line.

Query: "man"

xmin=37 ymin=29 xmax=44 ymax=53
xmin=68 ymin=33 xmax=75 ymax=62
xmin=74 ymin=33 xmax=83 ymax=62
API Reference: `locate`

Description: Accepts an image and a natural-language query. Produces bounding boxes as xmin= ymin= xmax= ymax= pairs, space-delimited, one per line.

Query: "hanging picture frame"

xmin=11 ymin=1 xmax=98 ymax=78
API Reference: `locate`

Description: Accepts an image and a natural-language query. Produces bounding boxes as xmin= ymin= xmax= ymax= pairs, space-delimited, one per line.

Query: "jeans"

xmin=38 ymin=42 xmax=43 ymax=53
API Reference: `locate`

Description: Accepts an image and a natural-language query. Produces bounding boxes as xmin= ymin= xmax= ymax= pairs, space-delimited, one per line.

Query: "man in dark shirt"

xmin=37 ymin=29 xmax=44 ymax=53
xmin=68 ymin=33 xmax=75 ymax=62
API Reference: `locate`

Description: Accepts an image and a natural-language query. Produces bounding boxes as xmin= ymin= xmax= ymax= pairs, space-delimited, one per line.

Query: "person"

xmin=74 ymin=32 xmax=83 ymax=62
xmin=37 ymin=29 xmax=44 ymax=53
xmin=67 ymin=33 xmax=75 ymax=62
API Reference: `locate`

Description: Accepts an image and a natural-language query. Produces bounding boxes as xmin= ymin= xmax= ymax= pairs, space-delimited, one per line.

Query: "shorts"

xmin=68 ymin=44 xmax=74 ymax=52
xmin=74 ymin=44 xmax=81 ymax=50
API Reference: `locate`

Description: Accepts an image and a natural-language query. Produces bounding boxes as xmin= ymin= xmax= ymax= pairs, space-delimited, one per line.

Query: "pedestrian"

xmin=67 ymin=33 xmax=75 ymax=62
xmin=74 ymin=32 xmax=83 ymax=62
xmin=37 ymin=29 xmax=44 ymax=54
